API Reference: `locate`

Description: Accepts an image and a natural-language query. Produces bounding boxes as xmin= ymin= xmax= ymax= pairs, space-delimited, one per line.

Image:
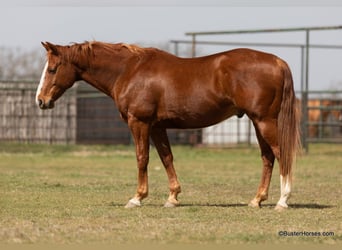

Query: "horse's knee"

xmin=137 ymin=154 xmax=149 ymax=169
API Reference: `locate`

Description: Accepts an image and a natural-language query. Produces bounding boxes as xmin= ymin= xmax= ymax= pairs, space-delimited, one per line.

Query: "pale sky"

xmin=1 ymin=0 xmax=342 ymax=90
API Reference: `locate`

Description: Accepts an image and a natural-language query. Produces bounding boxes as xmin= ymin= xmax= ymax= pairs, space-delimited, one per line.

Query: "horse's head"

xmin=36 ymin=42 xmax=79 ymax=109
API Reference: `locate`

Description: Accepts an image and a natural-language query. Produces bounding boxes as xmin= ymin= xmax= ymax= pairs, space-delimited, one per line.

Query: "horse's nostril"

xmin=38 ymin=99 xmax=44 ymax=108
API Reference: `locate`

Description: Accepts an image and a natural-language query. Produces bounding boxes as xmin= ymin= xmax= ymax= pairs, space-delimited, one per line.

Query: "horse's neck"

xmin=79 ymin=50 xmax=133 ymax=98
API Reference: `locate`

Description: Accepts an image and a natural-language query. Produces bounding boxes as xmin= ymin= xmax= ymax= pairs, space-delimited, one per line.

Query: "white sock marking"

xmin=35 ymin=62 xmax=48 ymax=106
xmin=277 ymin=174 xmax=291 ymax=208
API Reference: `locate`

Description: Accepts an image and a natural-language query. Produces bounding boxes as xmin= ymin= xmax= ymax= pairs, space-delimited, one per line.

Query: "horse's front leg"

xmin=125 ymin=116 xmax=150 ymax=208
xmin=151 ymin=127 xmax=181 ymax=207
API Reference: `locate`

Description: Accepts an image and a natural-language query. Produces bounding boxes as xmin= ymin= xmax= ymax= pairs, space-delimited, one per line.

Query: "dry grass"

xmin=0 ymin=143 xmax=341 ymax=244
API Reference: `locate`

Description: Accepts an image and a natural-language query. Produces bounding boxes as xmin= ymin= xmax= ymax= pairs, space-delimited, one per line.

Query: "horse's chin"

xmin=41 ymin=104 xmax=55 ymax=110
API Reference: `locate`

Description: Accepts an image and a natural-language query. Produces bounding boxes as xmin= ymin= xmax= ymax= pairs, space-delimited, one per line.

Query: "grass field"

xmin=0 ymin=143 xmax=341 ymax=244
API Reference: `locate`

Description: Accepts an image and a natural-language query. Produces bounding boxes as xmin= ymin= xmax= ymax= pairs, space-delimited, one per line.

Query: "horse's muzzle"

xmin=38 ymin=99 xmax=55 ymax=109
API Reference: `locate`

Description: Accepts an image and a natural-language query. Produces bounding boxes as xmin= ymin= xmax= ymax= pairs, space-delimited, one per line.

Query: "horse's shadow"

xmin=109 ymin=202 xmax=333 ymax=209
xmin=178 ymin=203 xmax=334 ymax=209
xmin=288 ymin=203 xmax=334 ymax=209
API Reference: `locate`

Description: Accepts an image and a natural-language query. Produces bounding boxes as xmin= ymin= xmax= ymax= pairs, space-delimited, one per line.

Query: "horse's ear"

xmin=41 ymin=41 xmax=59 ymax=55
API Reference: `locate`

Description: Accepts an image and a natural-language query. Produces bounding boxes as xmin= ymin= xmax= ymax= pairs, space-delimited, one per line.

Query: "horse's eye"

xmin=48 ymin=68 xmax=57 ymax=74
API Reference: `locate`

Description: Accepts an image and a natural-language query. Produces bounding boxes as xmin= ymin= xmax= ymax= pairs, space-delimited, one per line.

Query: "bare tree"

xmin=0 ymin=47 xmax=45 ymax=81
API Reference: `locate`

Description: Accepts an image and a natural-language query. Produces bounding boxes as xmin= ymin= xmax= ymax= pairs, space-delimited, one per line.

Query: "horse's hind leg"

xmin=249 ymin=119 xmax=277 ymax=208
xmin=151 ymin=127 xmax=181 ymax=207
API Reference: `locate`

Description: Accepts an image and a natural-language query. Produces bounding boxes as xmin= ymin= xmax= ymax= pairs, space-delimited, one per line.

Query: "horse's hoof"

xmin=125 ymin=198 xmax=141 ymax=208
xmin=248 ymin=200 xmax=261 ymax=208
xmin=164 ymin=201 xmax=176 ymax=208
xmin=275 ymin=204 xmax=288 ymax=211
xmin=164 ymin=200 xmax=179 ymax=208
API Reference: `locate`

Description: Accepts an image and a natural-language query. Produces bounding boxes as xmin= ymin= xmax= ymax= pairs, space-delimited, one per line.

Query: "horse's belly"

xmin=161 ymin=106 xmax=242 ymax=129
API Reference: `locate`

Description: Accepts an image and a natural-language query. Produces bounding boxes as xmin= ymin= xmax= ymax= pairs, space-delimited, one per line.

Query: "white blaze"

xmin=35 ymin=62 xmax=48 ymax=106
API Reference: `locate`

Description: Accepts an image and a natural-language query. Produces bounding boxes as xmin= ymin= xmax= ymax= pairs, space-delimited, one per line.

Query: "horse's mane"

xmin=64 ymin=41 xmax=144 ymax=64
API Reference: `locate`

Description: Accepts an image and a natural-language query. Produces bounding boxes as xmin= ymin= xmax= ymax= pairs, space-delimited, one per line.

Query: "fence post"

xmin=301 ymin=30 xmax=310 ymax=153
xmin=191 ymin=34 xmax=196 ymax=58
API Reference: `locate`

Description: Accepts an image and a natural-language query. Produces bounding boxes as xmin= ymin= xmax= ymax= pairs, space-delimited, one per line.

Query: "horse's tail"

xmin=278 ymin=61 xmax=301 ymax=178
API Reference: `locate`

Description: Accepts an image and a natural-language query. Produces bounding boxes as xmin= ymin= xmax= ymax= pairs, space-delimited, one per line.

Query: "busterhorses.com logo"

xmin=278 ymin=231 xmax=335 ymax=237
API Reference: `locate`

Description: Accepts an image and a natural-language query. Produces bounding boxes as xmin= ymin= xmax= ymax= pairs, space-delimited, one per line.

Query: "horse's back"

xmin=117 ymin=48 xmax=289 ymax=128
xmin=165 ymin=49 xmax=287 ymax=126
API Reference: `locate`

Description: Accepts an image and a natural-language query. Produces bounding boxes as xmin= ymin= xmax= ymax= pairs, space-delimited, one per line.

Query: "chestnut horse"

xmin=308 ymin=99 xmax=342 ymax=138
xmin=36 ymin=41 xmax=300 ymax=210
